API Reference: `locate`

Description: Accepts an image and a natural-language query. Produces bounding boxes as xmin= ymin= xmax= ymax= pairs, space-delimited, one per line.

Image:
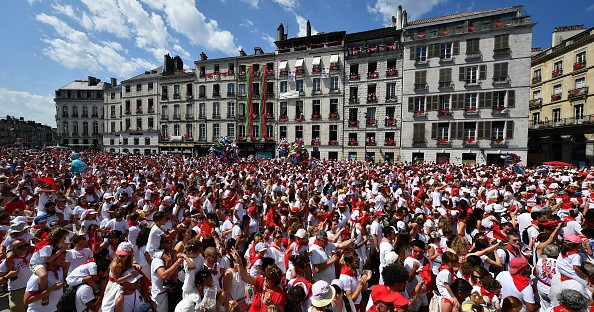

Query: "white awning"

xmin=330 ymin=54 xmax=339 ymax=64
xmin=295 ymin=58 xmax=304 ymax=67
xmin=279 ymin=60 xmax=287 ymax=69
xmin=312 ymin=56 xmax=321 ymax=65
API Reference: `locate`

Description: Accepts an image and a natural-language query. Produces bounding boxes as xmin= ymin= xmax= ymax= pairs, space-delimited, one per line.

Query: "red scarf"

xmin=561 ymin=249 xmax=578 ymax=259
xmin=511 ymin=273 xmax=530 ymax=291
xmin=340 ymin=266 xmax=357 ymax=277
xmin=313 ymin=240 xmax=324 ymax=248
xmin=480 ymin=287 xmax=495 ymax=300
xmin=439 ymin=264 xmax=455 ymax=281
xmin=504 ymin=244 xmax=521 ymax=258
xmin=552 ymin=305 xmax=572 ymax=312
xmin=407 ymin=254 xmax=434 ymax=292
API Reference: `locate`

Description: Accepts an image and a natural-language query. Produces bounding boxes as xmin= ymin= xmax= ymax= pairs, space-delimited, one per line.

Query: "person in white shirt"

xmin=379 ymin=226 xmax=396 ymax=284
xmin=310 ymin=230 xmax=351 ymax=283
xmin=114 ymin=269 xmax=146 ymax=312
xmin=151 ymin=237 xmax=184 ymax=312
xmin=496 ymin=258 xmax=536 ymax=312
xmin=0 ymin=239 xmax=34 ymax=312
xmin=23 ymin=247 xmax=66 ymax=312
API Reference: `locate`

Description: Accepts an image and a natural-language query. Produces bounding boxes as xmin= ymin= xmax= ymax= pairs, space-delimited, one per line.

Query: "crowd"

xmin=1 ymin=147 xmax=594 ymax=312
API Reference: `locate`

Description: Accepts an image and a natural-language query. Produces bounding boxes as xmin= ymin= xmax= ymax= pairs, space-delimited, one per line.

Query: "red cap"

xmin=509 ymin=258 xmax=529 ymax=275
xmin=371 ymin=285 xmax=409 ymax=308
xmin=248 ymin=206 xmax=257 ymax=214
xmin=375 ymin=210 xmax=385 ymax=216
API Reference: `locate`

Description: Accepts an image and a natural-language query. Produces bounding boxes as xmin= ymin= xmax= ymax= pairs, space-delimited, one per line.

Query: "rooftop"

xmin=407 ymin=6 xmax=518 ymax=26
xmin=58 ymin=80 xmax=109 ymax=90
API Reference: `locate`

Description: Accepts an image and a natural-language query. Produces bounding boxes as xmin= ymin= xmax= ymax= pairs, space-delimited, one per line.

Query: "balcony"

xmin=329 ymin=113 xmax=339 ymax=120
xmin=464 ymin=80 xmax=481 ymax=87
xmin=490 ymin=138 xmax=507 ymax=147
xmin=464 ymin=107 xmax=478 ymax=115
xmin=552 ymin=70 xmax=563 ymax=78
xmin=330 ymin=64 xmax=339 ymax=71
xmin=227 ymin=91 xmax=235 ymax=96
xmin=312 ymin=66 xmax=322 ymax=73
xmin=349 ymin=73 xmax=360 ymax=80
xmin=329 ymin=88 xmax=340 ymax=94
xmin=294 ymin=114 xmax=304 ymax=122
xmin=198 ymin=93 xmax=206 ymax=99
xmin=529 ymin=98 xmax=542 ymax=108
xmin=437 ymin=138 xmax=450 ymax=145
xmin=412 ymin=139 xmax=427 ymax=147
xmin=311 ymin=139 xmax=321 ymax=146
xmin=385 ymin=118 xmax=396 ymax=126
xmin=386 ymin=96 xmax=397 ymax=102
xmin=532 ymin=76 xmax=542 ymax=84
xmin=438 ymin=109 xmax=451 ymax=116
xmin=161 ymin=115 xmax=169 ymax=121
xmin=227 ymin=114 xmax=235 ymax=119
xmin=173 ymin=115 xmax=181 ymax=120
xmin=312 ymin=90 xmax=322 ymax=96
xmin=365 ymin=140 xmax=377 ymax=146
xmin=551 ymin=94 xmax=562 ymax=101
xmin=465 ymin=52 xmax=482 ymax=61
xmin=366 ymin=119 xmax=376 ymax=126
xmin=266 ymin=70 xmax=274 ymax=77
xmin=348 ymin=120 xmax=358 ymax=127
xmin=463 ymin=137 xmax=478 ymax=146
xmin=124 ymin=110 xmax=131 ymax=115
xmin=414 ymin=59 xmax=429 ymax=66
xmin=186 ymin=114 xmax=194 ymax=120
xmin=529 ymin=116 xmax=594 ymax=129
xmin=328 ymin=140 xmax=338 ymax=146
xmin=238 ymin=72 xmax=246 ymax=80
xmin=252 ymin=71 xmax=261 ymax=77
xmin=438 ymin=81 xmax=453 ymax=89
xmin=264 ymin=113 xmax=274 ymax=121
xmin=311 ymin=113 xmax=321 ymax=120
xmin=366 ymin=95 xmax=378 ymax=103
xmin=574 ymin=62 xmax=586 ymax=71
xmin=367 ymin=72 xmax=379 ymax=79
xmin=439 ymin=57 xmax=455 ymax=64
xmin=348 ymin=140 xmax=358 ymax=146
xmin=148 ymin=108 xmax=155 ymax=113
xmin=278 ymin=115 xmax=288 ymax=122
xmin=568 ymin=87 xmax=589 ymax=100
xmin=279 ymin=69 xmax=288 ymax=76
xmin=250 ymin=113 xmax=258 ymax=120
xmin=295 ymin=68 xmax=305 ymax=76
xmin=386 ymin=69 xmax=398 ymax=77
xmin=493 ymin=48 xmax=511 ymax=57
xmin=384 ymin=138 xmax=395 ymax=146
xmin=173 ymin=94 xmax=181 ymax=99
xmin=493 ymin=76 xmax=510 ymax=85
xmin=349 ymin=97 xmax=359 ymax=104
xmin=198 ymin=114 xmax=207 ymax=120
xmin=414 ymin=83 xmax=428 ymax=91
xmin=414 ymin=110 xmax=427 ymax=117
xmin=186 ymin=94 xmax=193 ymax=100
xmin=135 ymin=109 xmax=142 ymax=114
xmin=212 ymin=92 xmax=221 ymax=98
xmin=492 ymin=106 xmax=507 ymax=114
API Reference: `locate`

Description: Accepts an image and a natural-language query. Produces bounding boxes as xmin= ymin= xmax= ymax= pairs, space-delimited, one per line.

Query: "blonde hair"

xmin=266 ymin=305 xmax=282 ymax=312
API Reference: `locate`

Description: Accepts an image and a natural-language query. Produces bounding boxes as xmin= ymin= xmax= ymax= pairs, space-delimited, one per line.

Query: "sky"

xmin=0 ymin=0 xmax=592 ymax=128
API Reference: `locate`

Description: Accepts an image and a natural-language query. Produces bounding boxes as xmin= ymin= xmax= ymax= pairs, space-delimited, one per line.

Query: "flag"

xmin=321 ymin=68 xmax=330 ymax=79
xmin=289 ymin=70 xmax=296 ymax=82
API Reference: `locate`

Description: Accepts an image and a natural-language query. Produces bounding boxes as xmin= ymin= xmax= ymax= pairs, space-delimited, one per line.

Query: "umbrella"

xmin=34 ymin=177 xmax=57 ymax=189
xmin=543 ymin=161 xmax=574 ymax=167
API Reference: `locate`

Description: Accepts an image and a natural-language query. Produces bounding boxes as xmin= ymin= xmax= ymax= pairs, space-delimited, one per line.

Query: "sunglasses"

xmin=473 ymin=275 xmax=483 ymax=279
xmin=275 ymin=236 xmax=283 ymax=239
xmin=15 ymin=244 xmax=29 ymax=250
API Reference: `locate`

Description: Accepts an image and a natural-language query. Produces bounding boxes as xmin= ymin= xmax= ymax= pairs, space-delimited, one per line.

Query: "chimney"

xmin=199 ymin=52 xmax=208 ymax=61
xmin=174 ymin=55 xmax=183 ymax=71
xmin=403 ymin=10 xmax=408 ymax=27
xmin=277 ymin=23 xmax=284 ymax=41
xmin=110 ymin=78 xmax=117 ymax=87
xmin=239 ymin=48 xmax=247 ymax=56
xmin=87 ymin=76 xmax=99 ymax=86
xmin=396 ymin=5 xmax=403 ymax=30
xmin=306 ymin=20 xmax=311 ymax=37
xmin=163 ymin=54 xmax=171 ymax=73
xmin=254 ymin=47 xmax=264 ymax=55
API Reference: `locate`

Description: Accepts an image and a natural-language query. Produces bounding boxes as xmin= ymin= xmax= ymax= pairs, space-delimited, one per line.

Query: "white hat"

xmin=121 ymin=269 xmax=141 ymax=283
xmin=162 ymin=196 xmax=173 ymax=203
xmin=10 ymin=216 xmax=28 ymax=224
xmin=295 ymin=229 xmax=307 ymax=238
xmin=493 ymin=204 xmax=505 ymax=213
xmin=385 ymin=251 xmax=399 ymax=265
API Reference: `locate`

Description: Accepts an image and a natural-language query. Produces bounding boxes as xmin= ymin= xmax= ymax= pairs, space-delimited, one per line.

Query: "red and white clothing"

xmin=436 ymin=265 xmax=455 ymax=300
xmin=556 ymin=251 xmax=587 ymax=286
xmin=536 ymin=257 xmax=557 ymax=311
xmin=496 ymin=271 xmax=535 ymax=312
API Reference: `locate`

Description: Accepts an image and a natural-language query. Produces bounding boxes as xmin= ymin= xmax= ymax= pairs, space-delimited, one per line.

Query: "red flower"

xmin=439 ymin=138 xmax=448 ymax=143
xmin=465 ymin=138 xmax=475 ymax=143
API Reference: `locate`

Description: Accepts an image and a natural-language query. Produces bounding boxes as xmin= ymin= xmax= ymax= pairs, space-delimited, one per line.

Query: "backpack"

xmin=57 ymin=284 xmax=81 ymax=312
xmin=428 ymin=290 xmax=443 ymax=312
xmin=521 ymin=226 xmax=533 ymax=246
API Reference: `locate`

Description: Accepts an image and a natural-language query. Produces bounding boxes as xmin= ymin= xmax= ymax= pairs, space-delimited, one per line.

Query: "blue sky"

xmin=0 ymin=0 xmax=592 ymax=127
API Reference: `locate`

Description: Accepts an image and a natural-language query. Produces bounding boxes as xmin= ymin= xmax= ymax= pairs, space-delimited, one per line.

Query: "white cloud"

xmin=587 ymin=4 xmax=594 ymax=11
xmin=240 ymin=18 xmax=254 ymax=28
xmin=272 ymin=0 xmax=297 ymax=11
xmin=295 ymin=15 xmax=317 ymax=37
xmin=262 ymin=33 xmax=277 ymax=50
xmin=240 ymin=0 xmax=259 ymax=8
xmin=36 ymin=13 xmax=156 ymax=78
xmin=27 ymin=0 xmax=42 ymax=6
xmin=0 ymin=88 xmax=56 ymax=127
xmin=367 ymin=0 xmax=447 ymax=24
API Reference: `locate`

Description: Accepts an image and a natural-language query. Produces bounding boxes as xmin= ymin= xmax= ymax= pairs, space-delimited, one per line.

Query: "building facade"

xmin=344 ymin=26 xmax=403 ymax=163
xmin=55 ymin=77 xmax=110 ymax=148
xmin=529 ymin=26 xmax=593 ymax=166
xmin=0 ymin=116 xmax=54 ymax=147
xmin=400 ymin=6 xmax=533 ymax=165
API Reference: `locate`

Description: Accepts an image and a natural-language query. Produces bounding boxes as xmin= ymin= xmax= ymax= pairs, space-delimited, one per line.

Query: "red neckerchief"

xmin=407 ymin=254 xmax=434 ymax=292
xmin=561 ymin=249 xmax=578 ymax=259
xmin=480 ymin=287 xmax=495 ymax=300
xmin=340 ymin=266 xmax=357 ymax=277
xmin=439 ymin=264 xmax=455 ymax=280
xmin=552 ymin=305 xmax=572 ymax=312
xmin=511 ymin=273 xmax=530 ymax=291
xmin=269 ymin=244 xmax=281 ymax=251
xmin=82 ymin=258 xmax=95 ymax=265
xmin=313 ymin=240 xmax=323 ymax=248
xmin=504 ymin=244 xmax=521 ymax=258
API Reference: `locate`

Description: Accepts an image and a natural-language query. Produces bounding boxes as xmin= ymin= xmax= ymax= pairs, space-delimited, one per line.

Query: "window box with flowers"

xmin=349 ymin=73 xmax=360 ymax=80
xmin=295 ymin=114 xmax=304 ymax=122
xmin=161 ymin=135 xmax=170 ymax=141
xmin=330 ymin=64 xmax=339 ymax=70
xmin=311 ymin=138 xmax=321 ymax=145
xmin=265 ymin=137 xmax=275 ymax=142
xmin=464 ymin=108 xmax=478 ymax=114
xmin=252 ymin=71 xmax=261 ymax=77
xmin=279 ymin=69 xmax=288 ymax=76
xmin=329 ymin=113 xmax=338 ymax=119
xmin=348 ymin=120 xmax=358 ymax=126
xmin=464 ymin=138 xmax=476 ymax=144
xmin=414 ymin=110 xmax=426 ymax=117
xmin=438 ymin=138 xmax=449 ymax=144
xmin=182 ymin=135 xmax=193 ymax=141
xmin=148 ymin=108 xmax=155 ymax=113
xmin=492 ymin=138 xmax=505 ymax=144
xmin=312 ymin=66 xmax=322 ymax=73
xmin=279 ymin=116 xmax=288 ymax=122
xmin=348 ymin=140 xmax=358 ymax=146
xmin=386 ymin=69 xmax=398 ymax=77
xmin=366 ymin=140 xmax=376 ymax=146
xmin=238 ymin=72 xmax=246 ymax=79
xmin=532 ymin=76 xmax=541 ymax=84
xmin=493 ymin=107 xmax=506 ymax=113
xmin=136 ymin=109 xmax=143 ymax=114
xmin=367 ymin=72 xmax=379 ymax=79
xmin=366 ymin=119 xmax=376 ymax=125
xmin=227 ymin=70 xmax=234 ymax=75
xmin=250 ymin=136 xmax=260 ymax=142
xmin=329 ymin=140 xmax=338 ymax=145
xmin=311 ymin=113 xmax=321 ymax=120
xmin=266 ymin=70 xmax=274 ymax=76
xmin=384 ymin=138 xmax=395 ymax=146
xmin=552 ymin=70 xmax=562 ymax=78
xmin=551 ymin=94 xmax=561 ymax=101
xmin=237 ymin=136 xmax=245 ymax=141
xmin=124 ymin=110 xmax=131 ymax=115
xmin=251 ymin=113 xmax=259 ymax=119
xmin=385 ymin=119 xmax=395 ymax=126
xmin=438 ymin=110 xmax=451 ymax=116
xmin=264 ymin=113 xmax=274 ymax=120
xmin=295 ymin=68 xmax=305 ymax=75
xmin=574 ymin=62 xmax=586 ymax=70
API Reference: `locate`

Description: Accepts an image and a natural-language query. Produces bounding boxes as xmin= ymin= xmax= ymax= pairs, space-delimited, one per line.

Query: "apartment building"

xmin=274 ymin=23 xmax=345 ymax=160
xmin=529 ymin=26 xmax=593 ymax=165
xmin=0 ymin=116 xmax=54 ymax=147
xmin=400 ymin=6 xmax=533 ymax=165
xmin=344 ymin=25 xmax=403 ymax=163
xmin=55 ymin=76 xmax=110 ymax=148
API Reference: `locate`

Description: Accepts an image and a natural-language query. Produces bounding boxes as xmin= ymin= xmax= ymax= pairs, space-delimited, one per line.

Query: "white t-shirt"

xmin=379 ymin=240 xmax=394 ymax=284
xmin=2 ymin=232 xmax=34 ymax=250
xmin=151 ymin=258 xmax=166 ymax=301
xmin=309 ymin=242 xmax=337 ymax=282
xmin=128 ymin=225 xmax=140 ymax=245
xmin=66 ymin=248 xmax=93 ymax=274
xmin=436 ymin=269 xmax=454 ymax=300
xmin=147 ymin=225 xmax=164 ymax=258
xmin=549 ymin=279 xmax=592 ymax=306
xmin=496 ymin=271 xmax=535 ymax=312
xmin=66 ymin=262 xmax=98 ymax=286
xmin=75 ymin=284 xmax=96 ymax=312
xmin=0 ymin=253 xmax=32 ymax=290
xmin=220 ymin=219 xmax=234 ymax=241
xmin=30 ymin=245 xmax=53 ymax=266
xmin=370 ymin=220 xmax=382 ymax=250
xmin=182 ymin=255 xmax=205 ymax=297
xmin=339 ymin=271 xmax=362 ymax=304
xmin=25 ymin=268 xmax=64 ymax=312
xmin=556 ymin=252 xmax=586 ymax=285
xmin=106 ymin=219 xmax=130 ymax=233
xmin=535 ymin=257 xmax=557 ymax=295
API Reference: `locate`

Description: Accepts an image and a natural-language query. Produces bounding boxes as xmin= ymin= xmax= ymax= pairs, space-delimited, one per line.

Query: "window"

xmin=464 ymin=122 xmax=476 ymax=139
xmin=576 ymin=77 xmax=586 ymax=89
xmin=63 ymin=122 xmax=69 ymax=135
xmin=439 ymin=68 xmax=452 ymax=87
xmin=136 ymin=117 xmax=142 ymax=130
xmin=199 ymin=103 xmax=206 ymax=119
xmin=174 ymin=105 xmax=181 ymax=119
xmin=532 ymin=112 xmax=540 ymax=127
xmin=110 ymin=92 xmax=115 ymax=100
xmin=125 ymin=85 xmax=131 ymax=93
xmin=280 ymin=81 xmax=288 ymax=93
xmin=148 ymin=117 xmax=154 ymax=129
xmin=92 ymin=106 xmax=98 ymax=117
xmin=162 ymin=125 xmax=168 ymax=137
xmin=330 ymin=77 xmax=339 ymax=91
xmin=136 ymin=84 xmax=141 ymax=92
xmin=213 ymin=102 xmax=220 ymax=118
xmin=186 ymin=83 xmax=192 ymax=97
xmin=238 ymin=103 xmax=245 ymax=117
xmin=265 ymin=102 xmax=273 ymax=115
xmin=110 ymin=122 xmax=115 ymax=133
xmin=296 ymin=101 xmax=304 ymax=115
xmin=239 ymin=84 xmax=246 ymax=96
xmin=199 ymin=86 xmax=206 ymax=97
xmin=199 ymin=124 xmax=206 ymax=140
xmin=493 ymin=63 xmax=509 ymax=82
xmin=279 ymin=126 xmax=287 ymax=139
xmin=465 ymin=66 xmax=478 ymax=83
xmin=533 ymin=90 xmax=541 ymax=100
xmin=252 ymin=83 xmax=260 ymax=96
xmin=145 ymin=137 xmax=151 ymax=145
xmin=134 ymin=138 xmax=139 ymax=145
xmin=82 ymin=106 xmax=88 ymax=118
xmin=280 ymin=102 xmax=287 ymax=117
xmin=386 ymin=107 xmax=395 ymax=119
xmin=296 ymin=80 xmax=304 ymax=93
xmin=493 ymin=91 xmax=506 ymax=109
xmin=252 ymin=102 xmax=260 ymax=117
xmin=576 ymin=51 xmax=586 ymax=65
xmin=575 ymin=104 xmax=584 ymax=121
xmin=228 ymin=63 xmax=234 ymax=73
xmin=465 ymin=93 xmax=478 ymax=110
xmin=553 ymin=84 xmax=562 ymax=96
xmin=237 ymin=124 xmax=245 ymax=138
xmin=313 ymin=78 xmax=321 ymax=93
xmin=414 ymin=97 xmax=425 ymax=112
xmin=266 ymin=125 xmax=273 ymax=138
xmin=136 ymin=99 xmax=142 ymax=111
xmin=227 ymin=83 xmax=235 ymax=96
xmin=213 ymin=84 xmax=221 ymax=97
xmin=386 ymin=82 xmax=396 ymax=100
xmin=440 ymin=42 xmax=453 ymax=59
xmin=439 ymin=95 xmax=450 ymax=111
xmin=437 ymin=123 xmax=449 ymax=140
xmin=414 ymin=71 xmax=427 ymax=90
xmin=125 ymin=119 xmax=131 ymax=130
xmin=466 ymin=38 xmax=480 ymax=54
xmin=312 ymin=125 xmax=320 ymax=141
xmin=173 ymin=85 xmax=181 ymax=98
xmin=494 ymin=34 xmax=509 ymax=51
xmin=148 ymin=82 xmax=153 ymax=91
xmin=416 ymin=46 xmax=427 ymax=62
xmin=295 ymin=126 xmax=303 ymax=139
xmin=174 ymin=124 xmax=180 ymax=136
xmin=350 ymin=64 xmax=359 ymax=75
xmin=329 ymin=125 xmax=338 ymax=141
xmin=227 ymin=124 xmax=235 ymax=137
xmin=186 ymin=104 xmax=193 ymax=118
xmin=161 ymin=86 xmax=168 ymax=99
xmin=72 ymin=106 xmax=78 ymax=117
xmin=533 ymin=68 xmax=542 ymax=80
xmin=62 ymin=106 xmax=69 ymax=117
xmin=366 ymin=107 xmax=376 ymax=121
xmin=348 ymin=108 xmax=358 ymax=122
xmin=492 ymin=121 xmax=505 ymax=139
xmin=123 ymin=138 xmax=128 ymax=145
xmin=312 ymin=100 xmax=321 ymax=115
xmin=227 ymin=102 xmax=235 ymax=117
xmin=553 ymin=60 xmax=563 ymax=76
xmin=110 ymin=106 xmax=116 ymax=118
xmin=413 ymin=124 xmax=425 ymax=143
xmin=185 ymin=124 xmax=193 ymax=138
xmin=553 ymin=108 xmax=561 ymax=124
xmin=330 ymin=99 xmax=338 ymax=114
